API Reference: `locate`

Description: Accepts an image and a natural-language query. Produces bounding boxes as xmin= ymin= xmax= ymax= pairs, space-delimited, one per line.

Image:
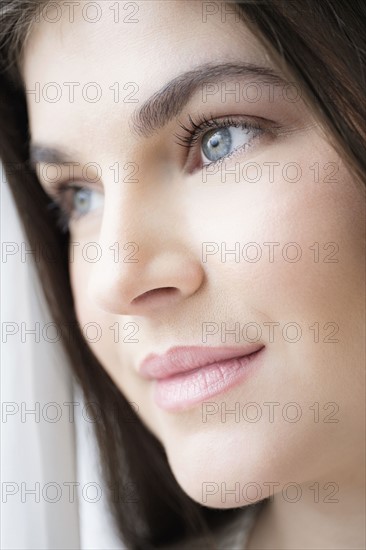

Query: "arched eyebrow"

xmin=29 ymin=61 xmax=287 ymax=167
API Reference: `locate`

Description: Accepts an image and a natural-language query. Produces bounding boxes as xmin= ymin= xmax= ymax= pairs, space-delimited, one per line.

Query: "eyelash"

xmin=174 ymin=112 xmax=267 ymax=168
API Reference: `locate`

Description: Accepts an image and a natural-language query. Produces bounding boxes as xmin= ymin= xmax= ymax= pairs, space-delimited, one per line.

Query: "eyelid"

xmin=35 ymin=161 xmax=103 ymax=193
xmin=52 ymin=179 xmax=102 ymax=193
xmin=37 ymin=170 xmax=103 ymax=198
xmin=47 ymin=181 xmax=104 ymax=233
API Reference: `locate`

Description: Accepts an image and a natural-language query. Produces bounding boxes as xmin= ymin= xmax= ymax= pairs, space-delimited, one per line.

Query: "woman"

xmin=1 ymin=1 xmax=365 ymax=548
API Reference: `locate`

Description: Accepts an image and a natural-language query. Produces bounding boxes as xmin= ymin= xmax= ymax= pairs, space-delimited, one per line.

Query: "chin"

xmin=163 ymin=427 xmax=287 ymax=509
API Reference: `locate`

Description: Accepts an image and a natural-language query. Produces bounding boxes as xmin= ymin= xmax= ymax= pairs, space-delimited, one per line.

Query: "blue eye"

xmin=175 ymin=114 xmax=267 ymax=172
xmin=73 ymin=187 xmax=103 ymax=216
xmin=49 ymin=184 xmax=104 ymax=233
xmin=201 ymin=125 xmax=256 ymax=163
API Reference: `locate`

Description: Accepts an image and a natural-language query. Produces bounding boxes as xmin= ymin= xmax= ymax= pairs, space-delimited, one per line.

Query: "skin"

xmin=22 ymin=1 xmax=365 ymax=548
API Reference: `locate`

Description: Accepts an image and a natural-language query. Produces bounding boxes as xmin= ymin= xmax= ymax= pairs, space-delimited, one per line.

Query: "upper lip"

xmin=139 ymin=344 xmax=265 ymax=380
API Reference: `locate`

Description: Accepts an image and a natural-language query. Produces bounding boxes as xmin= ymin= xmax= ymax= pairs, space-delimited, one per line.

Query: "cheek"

xmin=69 ymin=253 xmax=93 ymax=327
xmin=69 ymin=254 xmax=119 ymax=377
xmin=188 ymin=135 xmax=365 ymax=321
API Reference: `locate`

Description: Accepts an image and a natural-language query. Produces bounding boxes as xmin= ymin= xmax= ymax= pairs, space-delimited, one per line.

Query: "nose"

xmin=86 ymin=183 xmax=205 ymax=316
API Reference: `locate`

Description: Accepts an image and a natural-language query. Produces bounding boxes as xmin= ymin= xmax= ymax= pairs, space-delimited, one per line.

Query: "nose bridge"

xmin=98 ymin=165 xmax=175 ymax=263
xmin=88 ymin=178 xmax=156 ymax=298
xmin=86 ymin=167 xmax=204 ymax=315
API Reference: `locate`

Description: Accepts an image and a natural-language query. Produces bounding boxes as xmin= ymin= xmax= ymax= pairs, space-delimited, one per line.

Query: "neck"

xmin=246 ymin=468 xmax=365 ymax=549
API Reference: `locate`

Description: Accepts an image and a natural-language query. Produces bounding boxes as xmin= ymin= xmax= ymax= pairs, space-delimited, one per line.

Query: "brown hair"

xmin=0 ymin=1 xmax=365 ymax=548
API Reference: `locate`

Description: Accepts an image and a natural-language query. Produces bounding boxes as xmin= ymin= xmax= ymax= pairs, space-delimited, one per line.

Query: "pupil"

xmin=210 ymin=136 xmax=220 ymax=148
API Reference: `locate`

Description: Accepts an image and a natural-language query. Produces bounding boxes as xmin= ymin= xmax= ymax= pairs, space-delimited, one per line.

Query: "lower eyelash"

xmin=201 ymin=139 xmax=256 ymax=169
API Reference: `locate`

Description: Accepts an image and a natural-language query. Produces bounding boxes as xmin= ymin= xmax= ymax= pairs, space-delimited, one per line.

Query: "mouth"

xmin=139 ymin=344 xmax=265 ymax=412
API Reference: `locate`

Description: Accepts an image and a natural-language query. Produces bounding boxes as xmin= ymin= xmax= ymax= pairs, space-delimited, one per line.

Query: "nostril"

xmin=131 ymin=287 xmax=180 ymax=306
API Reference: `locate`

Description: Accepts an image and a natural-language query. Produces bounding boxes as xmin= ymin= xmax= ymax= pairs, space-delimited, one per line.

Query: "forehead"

xmin=22 ymin=1 xmax=271 ymax=158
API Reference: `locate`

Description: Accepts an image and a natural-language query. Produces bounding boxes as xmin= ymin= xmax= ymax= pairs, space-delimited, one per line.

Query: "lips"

xmin=139 ymin=344 xmax=265 ymax=411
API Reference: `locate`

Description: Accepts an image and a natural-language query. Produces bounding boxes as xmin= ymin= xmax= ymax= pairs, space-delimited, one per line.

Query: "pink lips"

xmin=139 ymin=344 xmax=265 ymax=412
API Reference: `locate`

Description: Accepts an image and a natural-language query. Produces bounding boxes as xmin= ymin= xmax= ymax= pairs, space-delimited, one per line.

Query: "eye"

xmin=201 ymin=126 xmax=257 ymax=164
xmin=48 ymin=183 xmax=104 ymax=233
xmin=175 ymin=114 xmax=270 ymax=172
xmin=72 ymin=187 xmax=103 ymax=216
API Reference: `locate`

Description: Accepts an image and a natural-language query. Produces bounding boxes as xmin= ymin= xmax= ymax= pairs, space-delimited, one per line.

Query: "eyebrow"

xmin=29 ymin=61 xmax=288 ymax=167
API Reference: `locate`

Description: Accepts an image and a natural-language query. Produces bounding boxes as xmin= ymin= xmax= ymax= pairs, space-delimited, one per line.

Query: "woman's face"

xmin=23 ymin=1 xmax=365 ymax=507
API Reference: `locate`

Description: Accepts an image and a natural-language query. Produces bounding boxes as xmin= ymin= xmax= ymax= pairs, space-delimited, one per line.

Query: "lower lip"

xmin=153 ymin=348 xmax=265 ymax=412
